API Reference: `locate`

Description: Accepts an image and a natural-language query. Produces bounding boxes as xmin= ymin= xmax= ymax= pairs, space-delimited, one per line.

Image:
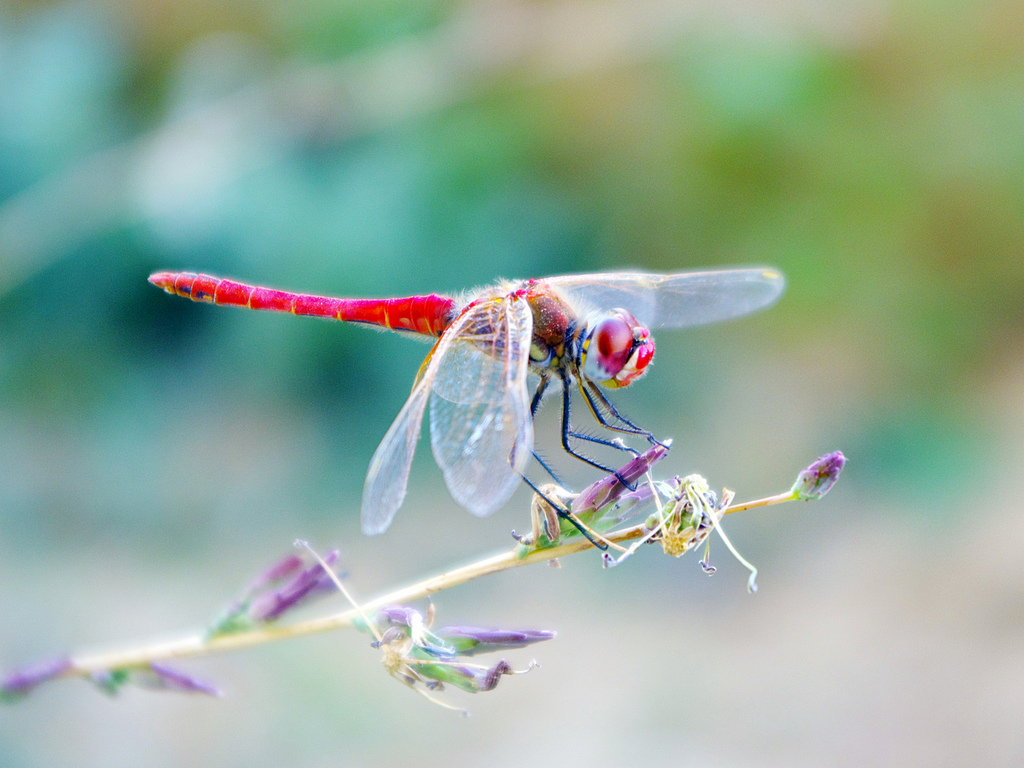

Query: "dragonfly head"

xmin=580 ymin=309 xmax=655 ymax=389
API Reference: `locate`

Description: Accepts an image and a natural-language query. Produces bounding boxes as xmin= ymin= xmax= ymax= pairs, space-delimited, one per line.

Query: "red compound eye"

xmin=592 ymin=316 xmax=633 ymax=375
xmin=582 ymin=309 xmax=654 ymax=387
xmin=616 ymin=330 xmax=654 ymax=387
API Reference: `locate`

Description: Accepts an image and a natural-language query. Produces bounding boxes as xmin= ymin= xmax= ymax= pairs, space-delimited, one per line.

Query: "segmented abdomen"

xmin=148 ymin=272 xmax=457 ymax=337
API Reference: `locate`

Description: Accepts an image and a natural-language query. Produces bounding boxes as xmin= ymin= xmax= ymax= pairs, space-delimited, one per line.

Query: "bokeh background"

xmin=1 ymin=0 xmax=1022 ymax=765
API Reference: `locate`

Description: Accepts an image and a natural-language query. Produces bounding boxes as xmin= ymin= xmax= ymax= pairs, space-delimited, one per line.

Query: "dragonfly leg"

xmin=557 ymin=372 xmax=621 ymax=472
xmin=526 ymin=374 xmax=566 ymax=485
xmin=580 ymin=379 xmax=668 ymax=449
xmin=529 ymin=374 xmax=550 ymax=417
xmin=551 ymin=371 xmax=656 ymax=496
xmin=558 ymin=371 xmax=677 ymax=492
xmin=530 ymin=449 xmax=563 ymax=485
xmin=513 ymin=475 xmax=608 ymax=551
xmin=528 ymin=370 xmax=637 ymax=463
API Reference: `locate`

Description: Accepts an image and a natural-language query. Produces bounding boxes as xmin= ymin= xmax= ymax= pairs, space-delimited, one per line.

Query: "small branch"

xmin=63 ymin=522 xmax=650 ymax=678
xmin=722 ymin=490 xmax=797 ymax=516
xmin=3 ymin=450 xmax=845 ymax=699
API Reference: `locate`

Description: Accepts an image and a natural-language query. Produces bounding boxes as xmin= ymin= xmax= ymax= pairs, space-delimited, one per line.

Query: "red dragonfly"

xmin=149 ymin=268 xmax=784 ymax=535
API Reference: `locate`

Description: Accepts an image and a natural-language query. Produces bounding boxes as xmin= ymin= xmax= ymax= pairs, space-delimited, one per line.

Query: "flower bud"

xmin=792 ymin=451 xmax=846 ymax=500
xmin=434 ymin=626 xmax=556 ymax=656
xmin=0 ymin=656 xmax=72 ymax=701
xmin=572 ymin=442 xmax=670 ymax=515
xmin=416 ymin=659 xmax=518 ymax=693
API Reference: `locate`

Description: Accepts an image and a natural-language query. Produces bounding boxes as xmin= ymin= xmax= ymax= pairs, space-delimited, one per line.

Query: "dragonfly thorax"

xmin=578 ymin=308 xmax=655 ymax=389
xmin=521 ymin=284 xmax=574 ymax=372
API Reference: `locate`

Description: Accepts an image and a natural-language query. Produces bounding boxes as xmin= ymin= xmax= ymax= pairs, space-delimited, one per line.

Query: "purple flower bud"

xmin=572 ymin=442 xmax=670 ymax=515
xmin=211 ymin=549 xmax=344 ymax=636
xmin=374 ymin=605 xmax=422 ymax=630
xmin=477 ymin=660 xmax=514 ymax=692
xmin=248 ymin=549 xmax=340 ymax=622
xmin=90 ymin=664 xmax=222 ymax=697
xmin=434 ymin=627 xmax=556 ymax=656
xmin=0 ymin=655 xmax=72 ymax=700
xmin=792 ymin=451 xmax=847 ymax=500
xmin=602 ymin=481 xmax=659 ymax=524
xmin=143 ymin=663 xmax=222 ymax=697
xmin=246 ymin=554 xmax=305 ymax=593
xmin=365 ymin=608 xmax=552 ymax=709
xmin=418 ymin=659 xmax=516 ymax=693
xmin=366 ymin=606 xmax=458 ymax=658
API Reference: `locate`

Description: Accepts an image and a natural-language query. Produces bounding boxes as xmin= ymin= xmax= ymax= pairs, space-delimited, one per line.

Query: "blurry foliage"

xmin=1 ymin=6 xmax=1022 ymax=765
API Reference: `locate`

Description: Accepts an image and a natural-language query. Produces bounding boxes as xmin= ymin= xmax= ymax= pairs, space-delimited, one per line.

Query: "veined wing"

xmin=546 ymin=267 xmax=784 ymax=329
xmin=429 ymin=295 xmax=534 ymax=517
xmin=361 ymin=351 xmax=436 ymax=535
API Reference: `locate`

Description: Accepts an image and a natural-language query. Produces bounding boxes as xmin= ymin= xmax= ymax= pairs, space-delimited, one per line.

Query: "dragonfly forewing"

xmin=548 ymin=267 xmax=785 ymax=329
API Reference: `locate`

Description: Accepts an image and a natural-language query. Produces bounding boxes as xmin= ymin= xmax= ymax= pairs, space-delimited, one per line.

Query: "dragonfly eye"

xmin=582 ymin=309 xmax=656 ymax=388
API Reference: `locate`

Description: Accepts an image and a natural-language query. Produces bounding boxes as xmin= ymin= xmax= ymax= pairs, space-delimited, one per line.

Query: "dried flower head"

xmin=648 ymin=473 xmax=721 ymax=557
xmin=357 ymin=605 xmax=554 ymax=712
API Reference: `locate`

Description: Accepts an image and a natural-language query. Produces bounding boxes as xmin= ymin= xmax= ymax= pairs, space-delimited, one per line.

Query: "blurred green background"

xmin=1 ymin=0 xmax=1022 ymax=765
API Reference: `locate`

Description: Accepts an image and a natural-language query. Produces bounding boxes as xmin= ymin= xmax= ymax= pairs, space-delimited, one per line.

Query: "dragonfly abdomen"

xmin=344 ymin=294 xmax=457 ymax=336
xmin=148 ymin=272 xmax=457 ymax=337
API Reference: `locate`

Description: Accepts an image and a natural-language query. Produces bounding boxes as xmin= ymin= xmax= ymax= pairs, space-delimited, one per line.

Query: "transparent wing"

xmin=429 ymin=295 xmax=534 ymax=517
xmin=546 ymin=267 xmax=785 ymax=329
xmin=360 ymin=358 xmax=435 ymax=535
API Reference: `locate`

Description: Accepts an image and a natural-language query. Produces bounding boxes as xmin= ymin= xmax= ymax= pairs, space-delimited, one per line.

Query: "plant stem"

xmin=58 ymin=483 xmax=807 ymax=681
xmin=722 ymin=490 xmax=797 ymax=516
xmin=63 ymin=520 xmax=655 ymax=679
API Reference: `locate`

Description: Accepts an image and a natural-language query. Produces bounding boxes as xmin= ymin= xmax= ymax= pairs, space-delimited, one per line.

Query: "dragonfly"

xmin=149 ymin=267 xmax=784 ymax=535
